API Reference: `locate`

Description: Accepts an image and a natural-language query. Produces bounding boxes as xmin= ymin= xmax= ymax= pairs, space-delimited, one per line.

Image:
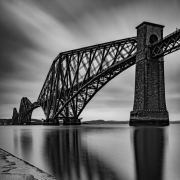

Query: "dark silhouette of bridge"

xmin=11 ymin=22 xmax=180 ymax=125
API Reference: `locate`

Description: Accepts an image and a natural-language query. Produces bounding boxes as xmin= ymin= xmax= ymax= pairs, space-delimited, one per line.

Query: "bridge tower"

xmin=130 ymin=22 xmax=169 ymax=126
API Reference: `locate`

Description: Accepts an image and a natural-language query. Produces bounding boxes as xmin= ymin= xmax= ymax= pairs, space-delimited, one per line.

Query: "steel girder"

xmin=37 ymin=37 xmax=137 ymax=120
xmin=150 ymin=28 xmax=180 ymax=58
xmin=18 ymin=97 xmax=33 ymax=124
xmin=21 ymin=101 xmax=41 ymax=121
xmin=11 ymin=108 xmax=19 ymax=125
xmin=54 ymin=54 xmax=136 ymax=120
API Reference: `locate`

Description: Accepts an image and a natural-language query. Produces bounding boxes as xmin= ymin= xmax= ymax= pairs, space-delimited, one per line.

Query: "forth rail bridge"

xmin=11 ymin=22 xmax=180 ymax=126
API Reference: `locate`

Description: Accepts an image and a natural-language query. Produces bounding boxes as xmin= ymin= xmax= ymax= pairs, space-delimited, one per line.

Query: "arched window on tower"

xmin=149 ymin=34 xmax=158 ymax=45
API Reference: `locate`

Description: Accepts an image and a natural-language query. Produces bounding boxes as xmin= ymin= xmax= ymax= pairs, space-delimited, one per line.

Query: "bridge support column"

xmin=130 ymin=22 xmax=169 ymax=126
xmin=63 ymin=117 xmax=81 ymax=125
xmin=43 ymin=118 xmax=59 ymax=125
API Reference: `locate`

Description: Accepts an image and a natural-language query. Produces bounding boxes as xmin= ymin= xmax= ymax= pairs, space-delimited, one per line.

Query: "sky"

xmin=0 ymin=0 xmax=180 ymax=121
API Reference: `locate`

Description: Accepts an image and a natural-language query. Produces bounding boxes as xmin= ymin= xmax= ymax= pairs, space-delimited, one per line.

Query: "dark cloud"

xmin=33 ymin=0 xmax=129 ymax=22
xmin=0 ymin=3 xmax=41 ymax=79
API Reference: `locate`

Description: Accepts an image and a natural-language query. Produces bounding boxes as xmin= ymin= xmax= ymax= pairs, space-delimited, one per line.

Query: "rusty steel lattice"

xmin=37 ymin=37 xmax=137 ymax=120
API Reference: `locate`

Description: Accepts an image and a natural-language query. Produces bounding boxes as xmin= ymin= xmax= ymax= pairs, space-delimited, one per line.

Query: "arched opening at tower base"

xmin=31 ymin=107 xmax=60 ymax=125
xmin=31 ymin=107 xmax=46 ymax=125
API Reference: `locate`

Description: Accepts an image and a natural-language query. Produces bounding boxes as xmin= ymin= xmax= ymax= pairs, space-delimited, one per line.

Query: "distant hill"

xmin=0 ymin=118 xmax=43 ymax=125
xmin=170 ymin=121 xmax=180 ymax=124
xmin=1 ymin=118 xmax=179 ymax=125
xmin=0 ymin=118 xmax=12 ymax=125
xmin=82 ymin=120 xmax=180 ymax=124
xmin=82 ymin=120 xmax=129 ymax=124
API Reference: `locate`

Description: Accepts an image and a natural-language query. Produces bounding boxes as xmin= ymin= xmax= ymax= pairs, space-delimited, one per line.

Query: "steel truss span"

xmin=17 ymin=97 xmax=40 ymax=124
xmin=18 ymin=97 xmax=32 ymax=124
xmin=150 ymin=28 xmax=180 ymax=58
xmin=37 ymin=37 xmax=137 ymax=121
xmin=13 ymin=24 xmax=180 ymax=125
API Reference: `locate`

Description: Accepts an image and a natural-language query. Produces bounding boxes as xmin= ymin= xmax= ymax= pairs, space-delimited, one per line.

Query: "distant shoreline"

xmin=82 ymin=120 xmax=180 ymax=125
xmin=82 ymin=120 xmax=129 ymax=124
xmin=1 ymin=118 xmax=180 ymax=125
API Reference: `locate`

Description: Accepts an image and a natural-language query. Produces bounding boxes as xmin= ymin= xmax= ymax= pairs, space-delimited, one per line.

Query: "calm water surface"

xmin=0 ymin=124 xmax=180 ymax=180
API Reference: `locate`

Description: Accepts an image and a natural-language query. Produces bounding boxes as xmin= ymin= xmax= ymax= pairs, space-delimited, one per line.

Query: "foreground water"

xmin=0 ymin=124 xmax=180 ymax=180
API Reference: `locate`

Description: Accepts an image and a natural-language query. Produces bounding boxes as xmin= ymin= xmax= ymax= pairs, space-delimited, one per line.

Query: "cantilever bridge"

xmin=11 ymin=22 xmax=180 ymax=125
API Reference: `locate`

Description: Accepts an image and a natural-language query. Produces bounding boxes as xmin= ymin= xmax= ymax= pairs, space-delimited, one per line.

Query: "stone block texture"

xmin=130 ymin=22 xmax=169 ymax=125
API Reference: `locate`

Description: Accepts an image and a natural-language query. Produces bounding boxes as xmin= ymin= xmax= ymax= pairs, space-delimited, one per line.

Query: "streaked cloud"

xmin=0 ymin=0 xmax=180 ymax=120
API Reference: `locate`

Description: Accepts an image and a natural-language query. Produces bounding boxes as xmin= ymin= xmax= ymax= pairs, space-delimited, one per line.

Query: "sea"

xmin=0 ymin=124 xmax=180 ymax=180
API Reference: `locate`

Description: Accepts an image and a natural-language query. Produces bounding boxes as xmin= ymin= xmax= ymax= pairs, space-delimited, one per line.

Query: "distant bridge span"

xmin=12 ymin=22 xmax=180 ymax=125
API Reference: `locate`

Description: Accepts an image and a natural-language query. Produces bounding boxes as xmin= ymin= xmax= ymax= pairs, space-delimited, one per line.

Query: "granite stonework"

xmin=0 ymin=148 xmax=57 ymax=180
xmin=130 ymin=22 xmax=169 ymax=126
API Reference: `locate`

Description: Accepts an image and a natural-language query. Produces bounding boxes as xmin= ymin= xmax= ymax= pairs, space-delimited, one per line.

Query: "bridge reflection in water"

xmin=133 ymin=127 xmax=166 ymax=180
xmin=42 ymin=128 xmax=125 ymax=180
xmin=11 ymin=125 xmax=169 ymax=180
xmin=11 ymin=126 xmax=135 ymax=180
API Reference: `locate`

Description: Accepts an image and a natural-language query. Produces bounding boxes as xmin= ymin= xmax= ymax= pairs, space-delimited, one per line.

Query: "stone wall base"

xmin=130 ymin=110 xmax=169 ymax=126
